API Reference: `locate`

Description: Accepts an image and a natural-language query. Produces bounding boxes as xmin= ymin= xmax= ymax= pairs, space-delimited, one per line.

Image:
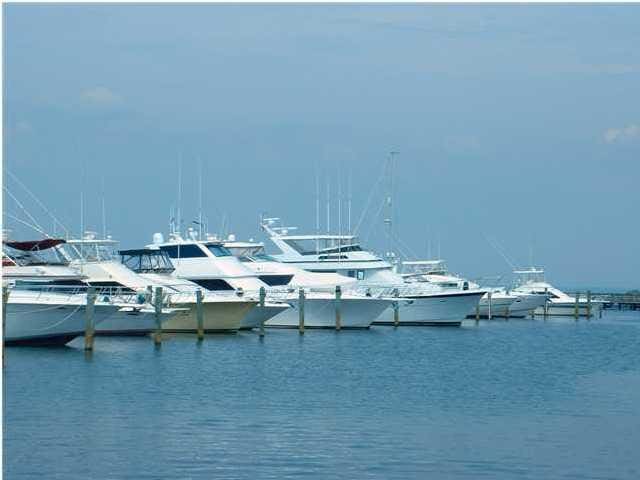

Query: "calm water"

xmin=4 ymin=312 xmax=640 ymax=479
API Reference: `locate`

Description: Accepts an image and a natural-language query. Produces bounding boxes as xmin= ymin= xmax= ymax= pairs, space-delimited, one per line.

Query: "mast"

xmin=384 ymin=151 xmax=399 ymax=266
xmin=337 ymin=163 xmax=342 ymax=260
xmin=326 ymin=175 xmax=330 ymax=234
xmin=315 ymin=160 xmax=320 ymax=254
xmin=347 ymin=165 xmax=352 ymax=234
xmin=177 ymin=154 xmax=182 ymax=235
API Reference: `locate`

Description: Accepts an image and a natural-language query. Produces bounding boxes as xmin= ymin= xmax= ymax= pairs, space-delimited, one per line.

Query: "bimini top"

xmin=119 ymin=248 xmax=175 ymax=274
xmin=3 ymin=238 xmax=66 ymax=252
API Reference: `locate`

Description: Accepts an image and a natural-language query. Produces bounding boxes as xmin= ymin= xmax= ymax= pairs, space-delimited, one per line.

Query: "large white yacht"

xmin=2 ymin=238 xmax=170 ymax=345
xmin=400 ymin=260 xmax=547 ymax=318
xmin=56 ymin=232 xmax=256 ymax=333
xmin=260 ymin=219 xmax=486 ymax=326
xmin=512 ymin=267 xmax=603 ymax=317
xmin=147 ymin=230 xmax=289 ymax=329
xmin=222 ymin=239 xmax=392 ymax=328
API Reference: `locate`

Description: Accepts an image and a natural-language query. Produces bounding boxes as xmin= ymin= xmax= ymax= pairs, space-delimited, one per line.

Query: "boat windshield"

xmin=283 ymin=237 xmax=361 ymax=255
xmin=205 ymin=244 xmax=232 ymax=257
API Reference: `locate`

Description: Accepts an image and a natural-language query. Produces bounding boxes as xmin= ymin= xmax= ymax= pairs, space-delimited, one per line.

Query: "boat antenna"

xmin=101 ymin=175 xmax=107 ymax=239
xmin=314 ymin=159 xmax=320 ymax=254
xmin=177 ymin=154 xmax=183 ymax=235
xmin=198 ymin=155 xmax=203 ymax=239
xmin=337 ymin=162 xmax=342 ymax=261
xmin=347 ymin=164 xmax=352 ymax=234
xmin=2 ymin=187 xmax=48 ymax=237
xmin=326 ymin=173 xmax=330 ymax=234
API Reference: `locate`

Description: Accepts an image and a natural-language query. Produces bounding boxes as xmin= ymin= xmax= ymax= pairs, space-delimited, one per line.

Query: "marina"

xmin=3 ymin=3 xmax=640 ymax=479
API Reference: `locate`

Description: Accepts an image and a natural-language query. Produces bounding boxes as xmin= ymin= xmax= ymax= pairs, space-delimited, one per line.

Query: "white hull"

xmin=240 ymin=302 xmax=290 ymax=329
xmin=266 ymin=295 xmax=390 ymax=329
xmin=4 ymin=291 xmax=115 ymax=346
xmin=472 ymin=296 xmax=515 ymax=317
xmin=96 ymin=308 xmax=165 ymax=335
xmin=508 ymin=294 xmax=548 ymax=317
xmin=373 ymin=291 xmax=485 ymax=326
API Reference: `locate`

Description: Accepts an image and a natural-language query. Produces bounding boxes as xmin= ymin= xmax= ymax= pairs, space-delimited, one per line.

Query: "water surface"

xmin=4 ymin=312 xmax=640 ymax=479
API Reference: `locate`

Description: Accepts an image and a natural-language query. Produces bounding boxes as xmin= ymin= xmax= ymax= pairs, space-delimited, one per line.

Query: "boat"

xmin=147 ymin=229 xmax=289 ymax=329
xmin=55 ymin=232 xmax=255 ymax=333
xmin=222 ymin=239 xmax=392 ymax=329
xmin=2 ymin=238 xmax=164 ymax=345
xmin=260 ymin=218 xmax=486 ymax=326
xmin=512 ymin=267 xmax=603 ymax=317
xmin=400 ymin=260 xmax=546 ymax=318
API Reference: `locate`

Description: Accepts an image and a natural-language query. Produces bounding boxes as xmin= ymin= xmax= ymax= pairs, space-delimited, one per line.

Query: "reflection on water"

xmin=4 ymin=312 xmax=640 ymax=479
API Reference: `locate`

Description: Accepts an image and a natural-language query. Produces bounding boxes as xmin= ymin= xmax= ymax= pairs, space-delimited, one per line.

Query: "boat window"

xmin=283 ymin=237 xmax=360 ymax=255
xmin=189 ymin=278 xmax=235 ymax=291
xmin=121 ymin=250 xmax=175 ymax=273
xmin=160 ymin=244 xmax=208 ymax=259
xmin=206 ymin=244 xmax=232 ymax=257
xmin=357 ymin=270 xmax=365 ymax=280
xmin=258 ymin=274 xmax=293 ymax=286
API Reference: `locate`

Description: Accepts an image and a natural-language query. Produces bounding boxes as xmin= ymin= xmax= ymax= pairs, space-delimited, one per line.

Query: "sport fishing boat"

xmin=2 ymin=238 xmax=166 ymax=345
xmin=260 ymin=218 xmax=486 ymax=326
xmin=55 ymin=232 xmax=255 ymax=333
xmin=512 ymin=267 xmax=603 ymax=317
xmin=222 ymin=238 xmax=392 ymax=328
xmin=147 ymin=229 xmax=289 ymax=329
xmin=400 ymin=260 xmax=546 ymax=318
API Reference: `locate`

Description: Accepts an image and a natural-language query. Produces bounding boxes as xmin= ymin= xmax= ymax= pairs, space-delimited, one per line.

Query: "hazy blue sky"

xmin=4 ymin=4 xmax=639 ymax=289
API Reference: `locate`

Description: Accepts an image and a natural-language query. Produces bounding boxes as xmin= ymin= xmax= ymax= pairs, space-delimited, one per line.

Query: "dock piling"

xmin=259 ymin=287 xmax=266 ymax=337
xmin=587 ymin=290 xmax=592 ymax=320
xmin=196 ymin=289 xmax=204 ymax=341
xmin=393 ymin=289 xmax=400 ymax=327
xmin=574 ymin=292 xmax=580 ymax=320
xmin=3 ymin=286 xmax=10 ymax=361
xmin=84 ymin=286 xmax=96 ymax=351
xmin=475 ymin=303 xmax=480 ymax=323
xmin=298 ymin=288 xmax=305 ymax=334
xmin=335 ymin=285 xmax=342 ymax=331
xmin=487 ymin=291 xmax=493 ymax=320
xmin=154 ymin=286 xmax=163 ymax=345
xmin=544 ymin=288 xmax=549 ymax=318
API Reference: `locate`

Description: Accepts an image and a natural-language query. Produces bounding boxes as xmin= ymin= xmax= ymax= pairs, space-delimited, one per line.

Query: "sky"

xmin=3 ymin=4 xmax=639 ymax=290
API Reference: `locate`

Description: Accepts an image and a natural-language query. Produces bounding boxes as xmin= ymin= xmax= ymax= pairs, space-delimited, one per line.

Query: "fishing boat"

xmin=512 ymin=267 xmax=603 ymax=317
xmin=260 ymin=219 xmax=486 ymax=326
xmin=54 ymin=232 xmax=255 ymax=333
xmin=148 ymin=229 xmax=289 ymax=329
xmin=222 ymin=239 xmax=391 ymax=329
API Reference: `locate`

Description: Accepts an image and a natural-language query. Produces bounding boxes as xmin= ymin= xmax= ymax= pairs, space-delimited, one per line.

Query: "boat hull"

xmin=265 ymin=296 xmax=390 ymax=329
xmin=507 ymin=294 xmax=549 ymax=318
xmin=373 ymin=291 xmax=485 ymax=326
xmin=161 ymin=300 xmax=256 ymax=333
xmin=240 ymin=303 xmax=290 ymax=330
xmin=4 ymin=293 xmax=114 ymax=346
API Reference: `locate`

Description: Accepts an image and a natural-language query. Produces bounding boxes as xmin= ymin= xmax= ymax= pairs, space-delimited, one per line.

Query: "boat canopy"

xmin=3 ymin=238 xmax=66 ymax=251
xmin=119 ymin=248 xmax=175 ymax=274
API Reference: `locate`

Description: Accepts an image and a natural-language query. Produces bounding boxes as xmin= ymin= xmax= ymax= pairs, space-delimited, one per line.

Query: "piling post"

xmin=574 ymin=292 xmax=580 ymax=320
xmin=259 ymin=287 xmax=266 ymax=337
xmin=335 ymin=285 xmax=342 ymax=331
xmin=586 ymin=290 xmax=592 ymax=320
xmin=505 ymin=304 xmax=510 ymax=321
xmin=543 ymin=288 xmax=549 ymax=318
xmin=475 ymin=303 xmax=480 ymax=323
xmin=393 ymin=289 xmax=400 ymax=327
xmin=145 ymin=285 xmax=153 ymax=304
xmin=154 ymin=286 xmax=163 ymax=345
xmin=298 ymin=288 xmax=305 ymax=335
xmin=487 ymin=291 xmax=493 ymax=320
xmin=3 ymin=286 xmax=10 ymax=361
xmin=84 ymin=286 xmax=97 ymax=351
xmin=196 ymin=289 xmax=204 ymax=341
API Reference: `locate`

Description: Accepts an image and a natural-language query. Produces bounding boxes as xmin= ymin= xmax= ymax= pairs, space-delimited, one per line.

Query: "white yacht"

xmin=147 ymin=230 xmax=289 ymax=329
xmin=512 ymin=267 xmax=603 ymax=317
xmin=260 ymin=219 xmax=486 ymax=326
xmin=56 ymin=232 xmax=256 ymax=333
xmin=222 ymin=239 xmax=392 ymax=329
xmin=2 ymin=239 xmax=164 ymax=345
xmin=400 ymin=260 xmax=546 ymax=318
